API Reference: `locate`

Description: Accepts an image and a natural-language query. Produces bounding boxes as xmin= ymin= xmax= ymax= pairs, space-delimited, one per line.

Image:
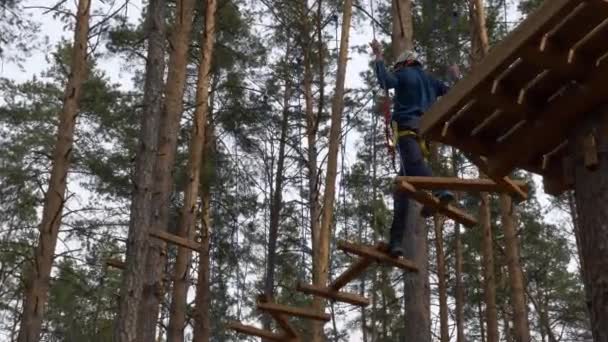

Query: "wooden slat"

xmin=226 ymin=322 xmax=285 ymax=341
xmin=257 ymin=295 xmax=299 ymax=338
xmin=397 ymin=176 xmax=529 ymax=194
xmin=394 ymin=180 xmax=478 ymax=227
xmin=486 ymin=61 xmax=608 ymax=177
xmin=106 ymin=258 xmax=125 ymax=269
xmin=464 ymin=153 xmax=529 ymax=201
xmin=257 ymin=301 xmax=331 ymax=322
xmin=583 ymin=133 xmax=599 ymax=170
xmin=421 ymin=0 xmax=581 ymax=135
xmin=330 ymin=257 xmax=374 ymax=290
xmin=337 ymin=241 xmax=419 ymax=271
xmin=297 ymin=283 xmax=370 ymax=307
xmin=149 ymin=230 xmax=201 ymax=252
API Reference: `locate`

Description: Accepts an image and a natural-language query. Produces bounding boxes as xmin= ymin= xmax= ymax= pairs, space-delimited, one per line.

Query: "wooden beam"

xmin=226 ymin=322 xmax=286 ymax=341
xmin=149 ymin=229 xmax=201 ymax=252
xmin=486 ymin=63 xmax=608 ymax=177
xmin=337 ymin=241 xmax=419 ymax=271
xmin=297 ymin=283 xmax=370 ymax=307
xmin=420 ymin=0 xmax=581 ymax=135
xmin=396 ymin=176 xmax=529 ymax=194
xmin=394 ymin=180 xmax=478 ymax=226
xmin=464 ymin=153 xmax=529 ymax=201
xmin=329 ymin=257 xmax=374 ymax=291
xmin=257 ymin=301 xmax=331 ymax=322
xmin=106 ymin=258 xmax=125 ymax=269
xmin=256 ymin=295 xmax=299 ymax=338
xmin=583 ymin=133 xmax=599 ymax=170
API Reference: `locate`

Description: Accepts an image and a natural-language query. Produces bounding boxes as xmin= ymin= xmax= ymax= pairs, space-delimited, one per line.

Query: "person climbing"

xmin=370 ymin=39 xmax=460 ymax=257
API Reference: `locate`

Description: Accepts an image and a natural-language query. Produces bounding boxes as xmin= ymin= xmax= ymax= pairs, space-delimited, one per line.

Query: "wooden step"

xmin=337 ymin=241 xmax=419 ymax=272
xmin=149 ymin=230 xmax=201 ymax=252
xmin=330 ymin=257 xmax=374 ymax=290
xmin=257 ymin=301 xmax=330 ymax=322
xmin=465 ymin=153 xmax=528 ymax=201
xmin=297 ymin=283 xmax=370 ymax=307
xmin=257 ymin=295 xmax=299 ymax=338
xmin=394 ymin=180 xmax=478 ymax=227
xmin=396 ymin=176 xmax=529 ymax=195
xmin=226 ymin=322 xmax=286 ymax=341
xmin=105 ymin=258 xmax=125 ymax=269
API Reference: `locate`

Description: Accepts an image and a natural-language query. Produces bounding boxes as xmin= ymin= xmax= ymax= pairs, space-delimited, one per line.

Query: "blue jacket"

xmin=374 ymin=60 xmax=449 ymax=130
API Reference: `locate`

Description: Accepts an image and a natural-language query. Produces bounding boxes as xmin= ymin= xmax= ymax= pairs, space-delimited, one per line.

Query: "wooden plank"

xmin=330 ymin=257 xmax=374 ymax=290
xmin=583 ymin=133 xmax=599 ymax=170
xmin=257 ymin=301 xmax=331 ymax=322
xmin=420 ymin=0 xmax=581 ymax=135
xmin=397 ymin=176 xmax=529 ymax=194
xmin=106 ymin=258 xmax=125 ymax=269
xmin=149 ymin=229 xmax=201 ymax=252
xmin=394 ymin=180 xmax=478 ymax=227
xmin=486 ymin=62 xmax=608 ymax=177
xmin=464 ymin=153 xmax=529 ymax=201
xmin=337 ymin=241 xmax=419 ymax=271
xmin=257 ymin=295 xmax=299 ymax=338
xmin=297 ymin=283 xmax=370 ymax=307
xmin=226 ymin=322 xmax=285 ymax=341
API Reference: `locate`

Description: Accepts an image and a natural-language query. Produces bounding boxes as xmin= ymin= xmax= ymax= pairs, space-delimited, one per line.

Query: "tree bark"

xmin=433 ymin=215 xmax=449 ymax=342
xmin=263 ymin=66 xmax=292 ymax=332
xmin=391 ymin=0 xmax=413 ymax=54
xmin=167 ymin=0 xmax=217 ymax=339
xmin=572 ymin=109 xmax=608 ymax=342
xmin=193 ymin=123 xmax=215 ymax=342
xmin=403 ymin=204 xmax=431 ymax=342
xmin=18 ymin=1 xmax=91 ymax=340
xmin=137 ymin=0 xmax=196 ymax=338
xmin=454 ymin=221 xmax=465 ymax=342
xmin=114 ymin=0 xmax=166 ymax=340
xmin=312 ymin=1 xmax=353 ymax=340
xmin=479 ymin=192 xmax=499 ymax=342
xmin=499 ymin=194 xmax=531 ymax=342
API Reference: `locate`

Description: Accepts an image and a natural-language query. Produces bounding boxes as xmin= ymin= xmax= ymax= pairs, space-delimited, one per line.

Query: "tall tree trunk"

xmin=452 ymin=150 xmax=466 ymax=342
xmin=114 ymin=0 xmax=166 ymax=340
xmin=312 ymin=1 xmax=353 ymax=340
xmin=193 ymin=123 xmax=215 ymax=342
xmin=403 ymin=205 xmax=431 ymax=342
xmin=263 ymin=71 xmax=292 ymax=331
xmin=499 ymin=194 xmax=531 ymax=342
xmin=137 ymin=0 xmax=196 ymax=340
xmin=18 ymin=1 xmax=91 ymax=340
xmin=479 ymin=192 xmax=498 ymax=342
xmin=469 ymin=1 xmax=498 ymax=341
xmin=433 ymin=215 xmax=449 ymax=342
xmin=478 ymin=299 xmax=486 ymax=342
xmin=572 ymin=109 xmax=608 ymax=341
xmin=392 ymin=0 xmax=413 ymax=53
xmin=167 ymin=0 xmax=217 ymax=339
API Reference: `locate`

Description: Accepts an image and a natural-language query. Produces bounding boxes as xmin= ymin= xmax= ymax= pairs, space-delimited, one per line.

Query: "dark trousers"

xmin=390 ymin=135 xmax=432 ymax=246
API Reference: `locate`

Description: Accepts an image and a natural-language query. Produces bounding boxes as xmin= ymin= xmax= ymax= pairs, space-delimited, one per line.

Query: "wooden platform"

xmin=394 ymin=179 xmax=478 ymax=227
xmin=419 ymin=0 xmax=608 ymax=195
xmin=257 ymin=301 xmax=331 ymax=322
xmin=397 ymin=176 xmax=529 ymax=195
xmin=296 ymin=283 xmax=370 ymax=307
xmin=226 ymin=322 xmax=288 ymax=341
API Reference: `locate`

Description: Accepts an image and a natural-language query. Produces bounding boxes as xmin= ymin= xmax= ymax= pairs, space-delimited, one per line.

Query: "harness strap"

xmin=391 ymin=121 xmax=431 ymax=160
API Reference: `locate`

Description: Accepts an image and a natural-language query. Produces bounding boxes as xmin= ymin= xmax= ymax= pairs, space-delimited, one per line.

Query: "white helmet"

xmin=395 ymin=50 xmax=419 ymax=64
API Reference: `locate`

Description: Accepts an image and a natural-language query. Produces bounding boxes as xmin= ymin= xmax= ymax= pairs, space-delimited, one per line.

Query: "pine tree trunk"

xmin=167 ymin=0 xmax=217 ymax=339
xmin=403 ymin=204 xmax=431 ymax=342
xmin=479 ymin=192 xmax=499 ymax=342
xmin=499 ymin=194 xmax=531 ymax=342
xmin=137 ymin=0 xmax=196 ymax=340
xmin=312 ymin=1 xmax=353 ymax=340
xmin=392 ymin=0 xmax=413 ymax=53
xmin=263 ymin=72 xmax=292 ymax=331
xmin=478 ymin=299 xmax=486 ymax=342
xmin=454 ymin=221 xmax=465 ymax=342
xmin=433 ymin=215 xmax=449 ymax=342
xmin=572 ymin=109 xmax=608 ymax=342
xmin=114 ymin=0 xmax=166 ymax=340
xmin=193 ymin=124 xmax=215 ymax=342
xmin=18 ymin=1 xmax=91 ymax=340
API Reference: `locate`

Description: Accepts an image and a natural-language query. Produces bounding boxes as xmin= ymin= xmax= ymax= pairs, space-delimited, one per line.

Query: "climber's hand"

xmin=370 ymin=39 xmax=382 ymax=59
